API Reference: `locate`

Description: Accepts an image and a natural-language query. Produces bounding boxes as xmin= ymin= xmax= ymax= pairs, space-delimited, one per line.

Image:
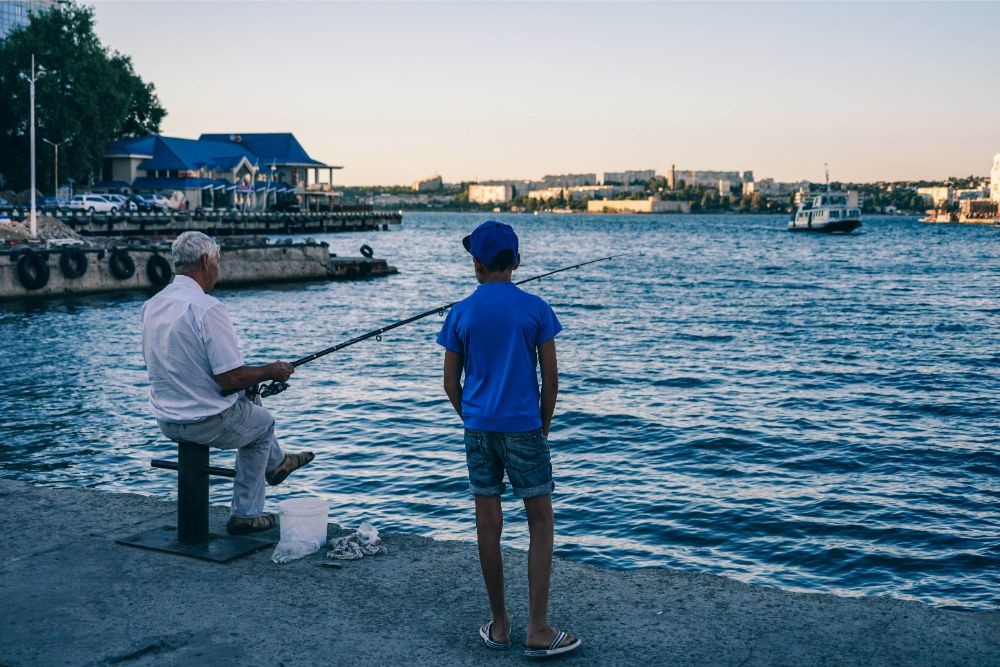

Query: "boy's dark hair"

xmin=485 ymin=249 xmax=516 ymax=273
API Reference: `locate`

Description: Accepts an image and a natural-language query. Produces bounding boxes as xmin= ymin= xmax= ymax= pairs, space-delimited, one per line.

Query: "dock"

xmin=0 ymin=238 xmax=397 ymax=300
xmin=0 ymin=205 xmax=401 ymax=237
xmin=0 ymin=478 xmax=996 ymax=665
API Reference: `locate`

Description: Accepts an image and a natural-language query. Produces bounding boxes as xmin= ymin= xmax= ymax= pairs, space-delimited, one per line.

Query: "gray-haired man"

xmin=141 ymin=231 xmax=314 ymax=535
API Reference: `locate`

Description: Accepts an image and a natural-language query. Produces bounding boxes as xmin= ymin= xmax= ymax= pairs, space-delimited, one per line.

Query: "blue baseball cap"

xmin=462 ymin=220 xmax=519 ymax=265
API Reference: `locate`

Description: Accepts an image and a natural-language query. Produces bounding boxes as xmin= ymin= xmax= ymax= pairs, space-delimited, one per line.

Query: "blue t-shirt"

xmin=437 ymin=282 xmax=562 ymax=432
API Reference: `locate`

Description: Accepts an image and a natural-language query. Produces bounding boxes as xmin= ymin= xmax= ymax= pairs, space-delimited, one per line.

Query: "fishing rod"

xmin=227 ymin=252 xmax=642 ymax=398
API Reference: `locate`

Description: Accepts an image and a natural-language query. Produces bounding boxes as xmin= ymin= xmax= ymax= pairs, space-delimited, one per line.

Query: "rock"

xmin=0 ymin=215 xmax=84 ymax=242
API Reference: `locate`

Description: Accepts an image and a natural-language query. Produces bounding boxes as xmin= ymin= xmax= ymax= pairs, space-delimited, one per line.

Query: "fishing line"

xmin=225 ymin=252 xmax=642 ymax=398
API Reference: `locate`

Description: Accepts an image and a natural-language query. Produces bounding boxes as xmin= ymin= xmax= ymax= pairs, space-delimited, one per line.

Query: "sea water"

xmin=1 ymin=213 xmax=997 ymax=610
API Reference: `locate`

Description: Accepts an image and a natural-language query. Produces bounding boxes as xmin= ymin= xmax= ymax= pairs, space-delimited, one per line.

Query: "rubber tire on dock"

xmin=16 ymin=251 xmax=50 ymax=290
xmin=360 ymin=244 xmax=374 ymax=258
xmin=109 ymin=249 xmax=136 ymax=280
xmin=59 ymin=248 xmax=88 ymax=279
xmin=146 ymin=254 xmax=172 ymax=287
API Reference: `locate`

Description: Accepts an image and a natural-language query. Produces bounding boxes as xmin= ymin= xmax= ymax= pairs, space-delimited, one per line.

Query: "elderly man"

xmin=141 ymin=231 xmax=314 ymax=535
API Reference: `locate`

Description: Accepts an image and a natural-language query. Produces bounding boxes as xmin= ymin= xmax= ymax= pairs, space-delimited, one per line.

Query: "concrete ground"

xmin=0 ymin=478 xmax=996 ymax=666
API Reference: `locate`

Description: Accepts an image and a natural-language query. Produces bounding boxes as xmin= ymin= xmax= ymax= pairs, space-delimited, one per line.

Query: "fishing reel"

xmin=260 ymin=380 xmax=290 ymax=398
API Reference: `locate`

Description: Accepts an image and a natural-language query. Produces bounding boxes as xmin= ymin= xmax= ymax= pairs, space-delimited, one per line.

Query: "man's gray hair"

xmin=171 ymin=231 xmax=220 ymax=273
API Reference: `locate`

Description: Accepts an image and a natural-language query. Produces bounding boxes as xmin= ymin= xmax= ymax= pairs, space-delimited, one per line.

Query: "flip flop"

xmin=266 ymin=451 xmax=315 ymax=486
xmin=479 ymin=621 xmax=511 ymax=650
xmin=523 ymin=630 xmax=581 ymax=658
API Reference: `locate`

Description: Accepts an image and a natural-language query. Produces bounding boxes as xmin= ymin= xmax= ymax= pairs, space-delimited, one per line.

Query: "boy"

xmin=437 ymin=220 xmax=581 ymax=658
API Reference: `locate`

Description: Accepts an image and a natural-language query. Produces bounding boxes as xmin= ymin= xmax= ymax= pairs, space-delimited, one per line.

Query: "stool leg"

xmin=177 ymin=442 xmax=209 ymax=544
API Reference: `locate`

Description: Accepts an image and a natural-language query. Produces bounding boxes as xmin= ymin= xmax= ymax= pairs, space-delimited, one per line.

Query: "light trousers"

xmin=157 ymin=394 xmax=284 ymax=518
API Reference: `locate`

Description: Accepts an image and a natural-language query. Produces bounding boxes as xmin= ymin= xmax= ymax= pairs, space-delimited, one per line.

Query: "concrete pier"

xmin=0 ymin=478 xmax=995 ymax=666
xmin=0 ymin=240 xmax=397 ymax=300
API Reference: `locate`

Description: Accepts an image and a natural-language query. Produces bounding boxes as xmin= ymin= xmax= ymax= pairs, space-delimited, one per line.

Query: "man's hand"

xmin=216 ymin=361 xmax=295 ymax=394
xmin=269 ymin=361 xmax=294 ymax=382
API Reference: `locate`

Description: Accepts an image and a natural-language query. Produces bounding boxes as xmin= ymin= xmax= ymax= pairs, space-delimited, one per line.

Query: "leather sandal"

xmin=265 ymin=451 xmax=315 ymax=486
xmin=226 ymin=513 xmax=277 ymax=535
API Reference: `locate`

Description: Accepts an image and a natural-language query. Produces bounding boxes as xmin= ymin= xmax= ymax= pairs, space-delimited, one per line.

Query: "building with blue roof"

xmin=199 ymin=133 xmax=343 ymax=210
xmin=102 ymin=132 xmax=340 ymax=211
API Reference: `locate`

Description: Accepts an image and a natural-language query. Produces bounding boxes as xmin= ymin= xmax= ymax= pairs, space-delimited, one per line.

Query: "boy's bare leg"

xmin=475 ymin=495 xmax=509 ymax=643
xmin=523 ymin=494 xmax=576 ymax=649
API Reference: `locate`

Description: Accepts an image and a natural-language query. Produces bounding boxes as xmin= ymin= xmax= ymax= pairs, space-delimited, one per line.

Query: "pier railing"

xmin=0 ymin=206 xmax=402 ymax=237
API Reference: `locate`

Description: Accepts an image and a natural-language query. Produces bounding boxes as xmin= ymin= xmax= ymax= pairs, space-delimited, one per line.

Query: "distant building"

xmin=568 ymin=185 xmax=626 ymax=201
xmin=527 ymin=187 xmax=567 ymax=201
xmin=200 ymin=133 xmax=342 ymax=208
xmin=468 ymin=184 xmax=513 ymax=204
xmin=587 ymin=198 xmax=691 ymax=214
xmin=0 ymin=0 xmax=59 ymax=40
xmin=540 ymin=173 xmax=596 ymax=188
xmin=718 ymin=180 xmax=731 ymax=196
xmin=742 ymin=178 xmax=803 ymax=197
xmin=917 ymin=186 xmax=953 ymax=206
xmin=954 ymin=187 xmax=990 ymax=201
xmin=676 ymin=169 xmax=746 ymax=187
xmin=960 ymin=198 xmax=999 ymax=219
xmin=603 ymin=169 xmax=655 ymax=186
xmin=991 ymin=153 xmax=1000 ymax=202
xmin=480 ymin=179 xmax=533 ymax=196
xmin=102 ymin=132 xmax=339 ymax=211
xmin=528 ymin=185 xmax=622 ymax=201
xmin=412 ymin=175 xmax=443 ymax=192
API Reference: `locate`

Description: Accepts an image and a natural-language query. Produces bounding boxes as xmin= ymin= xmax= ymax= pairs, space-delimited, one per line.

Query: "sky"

xmin=91 ymin=1 xmax=1000 ymax=187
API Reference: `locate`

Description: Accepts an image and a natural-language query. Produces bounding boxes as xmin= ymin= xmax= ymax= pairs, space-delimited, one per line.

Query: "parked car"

xmin=40 ymin=196 xmax=66 ymax=210
xmin=68 ymin=194 xmax=119 ymax=214
xmin=144 ymin=193 xmax=170 ymax=209
xmin=0 ymin=198 xmax=12 ymax=208
xmin=127 ymin=194 xmax=158 ymax=212
xmin=103 ymin=194 xmax=135 ymax=211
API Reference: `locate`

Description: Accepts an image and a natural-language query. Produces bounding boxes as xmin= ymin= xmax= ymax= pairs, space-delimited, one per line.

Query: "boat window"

xmin=831 ymin=210 xmax=840 ymax=218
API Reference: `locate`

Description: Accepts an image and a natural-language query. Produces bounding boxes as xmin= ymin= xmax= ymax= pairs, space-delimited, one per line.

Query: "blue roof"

xmin=105 ymin=137 xmax=157 ymax=157
xmin=106 ymin=136 xmax=256 ymax=172
xmin=199 ymin=133 xmax=327 ymax=167
xmin=132 ymin=177 xmax=231 ymax=191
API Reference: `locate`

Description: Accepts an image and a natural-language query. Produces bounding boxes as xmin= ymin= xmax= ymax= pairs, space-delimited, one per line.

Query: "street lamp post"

xmin=42 ymin=138 xmax=63 ymax=199
xmin=21 ymin=54 xmax=46 ymax=239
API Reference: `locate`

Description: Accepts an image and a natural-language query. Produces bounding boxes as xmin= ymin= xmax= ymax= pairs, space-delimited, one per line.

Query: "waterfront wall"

xmin=0 ymin=242 xmax=395 ymax=300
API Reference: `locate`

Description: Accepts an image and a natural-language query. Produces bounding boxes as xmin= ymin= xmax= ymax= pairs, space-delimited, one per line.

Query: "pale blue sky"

xmin=92 ymin=1 xmax=1000 ymax=186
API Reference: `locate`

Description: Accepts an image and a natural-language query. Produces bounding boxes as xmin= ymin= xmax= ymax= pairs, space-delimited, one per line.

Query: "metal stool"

xmin=117 ymin=441 xmax=276 ymax=563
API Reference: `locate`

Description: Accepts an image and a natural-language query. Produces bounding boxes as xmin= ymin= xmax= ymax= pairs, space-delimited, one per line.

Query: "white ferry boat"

xmin=788 ymin=191 xmax=863 ymax=233
xmin=788 ymin=167 xmax=863 ymax=233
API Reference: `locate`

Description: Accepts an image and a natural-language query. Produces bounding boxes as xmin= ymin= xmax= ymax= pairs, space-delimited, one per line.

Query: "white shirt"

xmin=141 ymin=275 xmax=244 ymax=423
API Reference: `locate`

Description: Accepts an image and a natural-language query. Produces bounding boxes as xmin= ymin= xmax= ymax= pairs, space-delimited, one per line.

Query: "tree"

xmin=0 ymin=3 xmax=166 ymax=192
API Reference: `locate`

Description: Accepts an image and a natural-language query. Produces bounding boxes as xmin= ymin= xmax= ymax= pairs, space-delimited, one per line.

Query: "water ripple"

xmin=1 ymin=213 xmax=998 ymax=610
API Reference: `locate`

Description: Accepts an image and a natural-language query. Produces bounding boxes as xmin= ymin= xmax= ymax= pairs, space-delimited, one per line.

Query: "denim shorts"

xmin=464 ymin=428 xmax=555 ymax=499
